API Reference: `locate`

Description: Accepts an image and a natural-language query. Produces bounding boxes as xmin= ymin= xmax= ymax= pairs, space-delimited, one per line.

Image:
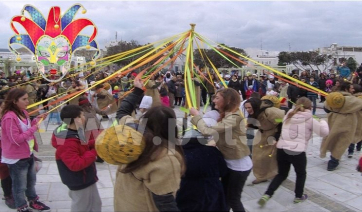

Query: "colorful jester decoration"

xmin=9 ymin=4 xmax=100 ymax=82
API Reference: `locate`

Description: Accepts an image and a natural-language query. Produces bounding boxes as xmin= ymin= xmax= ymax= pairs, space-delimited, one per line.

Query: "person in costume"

xmin=93 ymin=84 xmax=116 ymax=119
xmin=258 ymin=97 xmax=329 ymax=207
xmin=320 ymin=87 xmax=362 ymax=171
xmin=112 ymin=76 xmax=185 ymax=212
xmin=348 ymin=84 xmax=362 ymax=157
xmin=190 ymin=88 xmax=251 ymax=212
xmin=24 ymin=79 xmax=39 ymax=119
xmin=249 ymin=95 xmax=285 ymax=184
xmin=78 ymin=96 xmax=110 ymax=164
xmin=145 ymin=74 xmax=162 ymax=107
xmin=325 ymin=79 xmax=333 ymax=93
xmin=67 ymin=80 xmax=85 ymax=105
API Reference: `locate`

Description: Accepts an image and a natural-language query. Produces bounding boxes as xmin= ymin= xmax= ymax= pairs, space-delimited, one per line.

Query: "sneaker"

xmin=29 ymin=199 xmax=50 ymax=211
xmin=4 ymin=195 xmax=16 ymax=209
xmin=294 ymin=194 xmax=308 ymax=203
xmin=258 ymin=194 xmax=270 ymax=207
xmin=348 ymin=152 xmax=353 ymax=158
xmin=17 ymin=206 xmax=32 ymax=212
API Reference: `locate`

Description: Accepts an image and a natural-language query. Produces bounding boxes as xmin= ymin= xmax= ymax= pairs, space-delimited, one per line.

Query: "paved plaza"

xmin=0 ymin=105 xmax=361 ymax=212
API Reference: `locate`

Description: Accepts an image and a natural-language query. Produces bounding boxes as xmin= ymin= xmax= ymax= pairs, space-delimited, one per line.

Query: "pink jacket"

xmin=1 ymin=110 xmax=39 ymax=159
xmin=277 ymin=109 xmax=329 ymax=152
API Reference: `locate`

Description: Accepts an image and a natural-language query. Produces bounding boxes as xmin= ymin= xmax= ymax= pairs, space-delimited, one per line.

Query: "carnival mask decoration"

xmin=9 ymin=4 xmax=100 ymax=82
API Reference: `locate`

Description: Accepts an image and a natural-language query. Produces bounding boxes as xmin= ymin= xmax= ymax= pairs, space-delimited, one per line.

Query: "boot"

xmin=327 ymin=155 xmax=339 ymax=171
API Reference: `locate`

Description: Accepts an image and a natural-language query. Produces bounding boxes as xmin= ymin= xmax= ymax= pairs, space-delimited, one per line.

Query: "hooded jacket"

xmin=1 ymin=110 xmax=39 ymax=159
xmin=51 ymin=124 xmax=98 ymax=190
xmin=277 ymin=109 xmax=329 ymax=152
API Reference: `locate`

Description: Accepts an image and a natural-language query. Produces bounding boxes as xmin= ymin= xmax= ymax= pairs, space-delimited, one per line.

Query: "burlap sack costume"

xmin=353 ymin=92 xmax=362 ymax=144
xmin=96 ymin=89 xmax=117 ymax=113
xmin=252 ymin=98 xmax=285 ymax=182
xmin=25 ymin=83 xmax=39 ymax=116
xmin=320 ymin=92 xmax=362 ymax=160
xmin=145 ymin=80 xmax=161 ymax=107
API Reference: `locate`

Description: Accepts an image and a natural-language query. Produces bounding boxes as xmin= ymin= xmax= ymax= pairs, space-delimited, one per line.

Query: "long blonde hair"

xmin=287 ymin=97 xmax=312 ymax=119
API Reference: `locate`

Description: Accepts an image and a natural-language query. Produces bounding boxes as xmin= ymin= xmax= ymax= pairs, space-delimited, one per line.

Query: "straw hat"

xmin=261 ymin=95 xmax=281 ymax=108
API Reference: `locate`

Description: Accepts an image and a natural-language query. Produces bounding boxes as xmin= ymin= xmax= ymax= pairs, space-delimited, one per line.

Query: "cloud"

xmin=2 ymin=1 xmax=362 ymax=53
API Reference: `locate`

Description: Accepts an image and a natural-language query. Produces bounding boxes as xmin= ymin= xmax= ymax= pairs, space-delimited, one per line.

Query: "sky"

xmin=2 ymin=1 xmax=362 ymax=53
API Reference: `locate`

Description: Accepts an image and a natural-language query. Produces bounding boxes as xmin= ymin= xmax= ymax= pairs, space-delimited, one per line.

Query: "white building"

xmin=318 ymin=43 xmax=362 ymax=65
xmin=245 ymin=48 xmax=280 ymax=67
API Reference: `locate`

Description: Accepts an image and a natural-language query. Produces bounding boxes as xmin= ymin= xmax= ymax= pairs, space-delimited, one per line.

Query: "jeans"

xmin=308 ymin=96 xmax=317 ymax=115
xmin=8 ymin=154 xmax=38 ymax=208
xmin=265 ymin=149 xmax=307 ymax=198
xmin=222 ymin=168 xmax=251 ymax=212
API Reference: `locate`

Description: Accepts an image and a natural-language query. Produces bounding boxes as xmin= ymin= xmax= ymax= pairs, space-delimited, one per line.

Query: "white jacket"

xmin=277 ymin=109 xmax=329 ymax=152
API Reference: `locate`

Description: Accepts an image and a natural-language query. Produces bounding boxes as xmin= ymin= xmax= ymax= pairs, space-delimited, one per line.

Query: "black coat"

xmin=287 ymin=84 xmax=299 ymax=100
xmin=228 ymin=80 xmax=242 ymax=93
xmin=167 ymin=80 xmax=176 ymax=94
xmin=176 ymin=139 xmax=228 ymax=212
xmin=115 ymin=87 xmax=144 ymax=120
xmin=318 ymin=78 xmax=327 ymax=90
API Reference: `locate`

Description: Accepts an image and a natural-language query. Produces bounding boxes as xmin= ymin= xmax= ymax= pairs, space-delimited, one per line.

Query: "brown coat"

xmin=194 ymin=78 xmax=201 ymax=110
xmin=353 ymin=92 xmax=362 ymax=144
xmin=320 ymin=93 xmax=362 ymax=160
xmin=184 ymin=78 xmax=201 ymax=109
xmin=96 ymin=89 xmax=115 ymax=111
xmin=25 ymin=84 xmax=38 ymax=116
xmin=67 ymin=86 xmax=83 ymax=105
xmin=145 ymin=80 xmax=161 ymax=107
xmin=114 ymin=148 xmax=183 ymax=212
xmin=252 ymin=105 xmax=285 ymax=181
xmin=191 ymin=111 xmax=250 ymax=160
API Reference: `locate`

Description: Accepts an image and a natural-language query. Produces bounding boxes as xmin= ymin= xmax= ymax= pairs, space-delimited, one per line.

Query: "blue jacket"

xmin=307 ymin=81 xmax=319 ymax=97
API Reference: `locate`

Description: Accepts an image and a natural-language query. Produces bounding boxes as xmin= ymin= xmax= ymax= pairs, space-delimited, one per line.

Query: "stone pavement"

xmin=0 ymin=104 xmax=361 ymax=212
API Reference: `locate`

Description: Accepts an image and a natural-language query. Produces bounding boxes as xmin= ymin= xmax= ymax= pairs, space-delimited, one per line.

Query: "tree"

xmin=277 ymin=51 xmax=292 ymax=66
xmin=346 ymin=57 xmax=357 ymax=72
xmin=193 ymin=44 xmax=247 ymax=69
xmin=105 ymin=40 xmax=154 ymax=67
xmin=277 ymin=51 xmax=334 ymax=73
